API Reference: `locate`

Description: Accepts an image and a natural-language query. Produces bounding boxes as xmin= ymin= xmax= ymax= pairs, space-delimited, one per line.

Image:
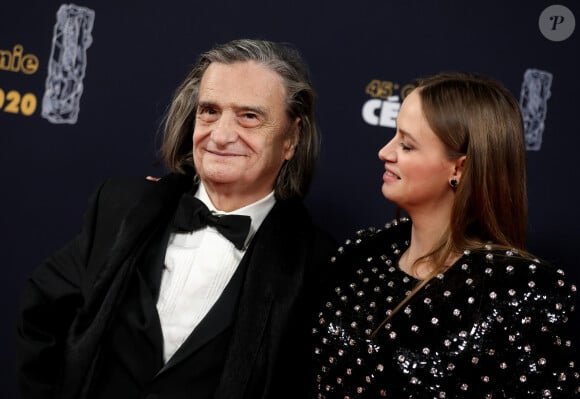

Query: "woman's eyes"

xmin=400 ymin=142 xmax=413 ymax=151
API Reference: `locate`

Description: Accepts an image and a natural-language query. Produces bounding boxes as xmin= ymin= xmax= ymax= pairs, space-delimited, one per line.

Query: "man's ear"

xmin=284 ymin=117 xmax=301 ymax=161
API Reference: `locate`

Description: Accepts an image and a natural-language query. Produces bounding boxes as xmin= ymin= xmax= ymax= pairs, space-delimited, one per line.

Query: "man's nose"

xmin=211 ymin=114 xmax=238 ymax=144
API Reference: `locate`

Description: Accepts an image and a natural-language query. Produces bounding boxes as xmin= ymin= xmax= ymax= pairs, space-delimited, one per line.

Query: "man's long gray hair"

xmin=160 ymin=38 xmax=320 ymax=200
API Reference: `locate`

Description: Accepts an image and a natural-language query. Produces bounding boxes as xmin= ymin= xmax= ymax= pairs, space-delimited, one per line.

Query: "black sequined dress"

xmin=313 ymin=218 xmax=579 ymax=398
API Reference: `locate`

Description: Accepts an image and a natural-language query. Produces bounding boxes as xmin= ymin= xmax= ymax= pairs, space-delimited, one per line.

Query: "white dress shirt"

xmin=156 ymin=183 xmax=275 ymax=363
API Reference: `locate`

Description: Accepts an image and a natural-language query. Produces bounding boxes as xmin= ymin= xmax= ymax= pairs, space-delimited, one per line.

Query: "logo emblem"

xmin=539 ymin=5 xmax=575 ymax=42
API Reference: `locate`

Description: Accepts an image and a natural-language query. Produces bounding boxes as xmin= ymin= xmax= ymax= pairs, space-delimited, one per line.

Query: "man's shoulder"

xmin=97 ymin=173 xmax=192 ymax=204
xmin=101 ymin=175 xmax=155 ymax=192
xmin=263 ymin=198 xmax=336 ymax=246
xmin=269 ymin=198 xmax=310 ymax=224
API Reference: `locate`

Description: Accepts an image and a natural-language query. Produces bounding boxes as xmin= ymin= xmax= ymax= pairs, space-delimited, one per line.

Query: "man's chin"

xmin=200 ymin=172 xmax=242 ymax=186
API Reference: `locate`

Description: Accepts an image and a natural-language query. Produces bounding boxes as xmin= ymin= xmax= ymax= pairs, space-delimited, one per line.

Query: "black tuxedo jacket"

xmin=16 ymin=173 xmax=336 ymax=399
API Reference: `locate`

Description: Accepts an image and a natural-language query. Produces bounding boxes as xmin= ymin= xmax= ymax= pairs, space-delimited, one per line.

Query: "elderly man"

xmin=17 ymin=39 xmax=335 ymax=399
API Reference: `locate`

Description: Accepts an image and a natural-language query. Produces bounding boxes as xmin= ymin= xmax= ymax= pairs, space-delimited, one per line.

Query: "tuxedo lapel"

xmin=84 ymin=174 xmax=191 ymax=323
xmin=214 ymin=200 xmax=309 ymax=399
xmin=62 ymin=174 xmax=193 ymax=399
xmin=126 ymin=220 xmax=173 ymax=359
xmin=99 ymin=174 xmax=193 ymax=359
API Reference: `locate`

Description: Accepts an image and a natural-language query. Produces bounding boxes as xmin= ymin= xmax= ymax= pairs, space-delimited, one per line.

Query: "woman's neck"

xmin=400 ymin=209 xmax=453 ymax=279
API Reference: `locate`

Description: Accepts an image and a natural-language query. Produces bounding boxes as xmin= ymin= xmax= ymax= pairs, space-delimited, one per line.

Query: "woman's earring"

xmin=449 ymin=178 xmax=458 ymax=188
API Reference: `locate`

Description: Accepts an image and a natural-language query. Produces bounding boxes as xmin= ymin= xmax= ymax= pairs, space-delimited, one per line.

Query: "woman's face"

xmin=378 ymin=89 xmax=460 ymax=215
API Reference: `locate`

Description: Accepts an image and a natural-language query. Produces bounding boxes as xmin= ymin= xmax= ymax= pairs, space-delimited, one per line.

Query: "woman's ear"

xmin=454 ymin=155 xmax=467 ymax=180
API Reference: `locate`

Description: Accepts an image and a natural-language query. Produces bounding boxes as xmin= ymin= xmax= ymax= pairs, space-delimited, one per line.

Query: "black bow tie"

xmin=173 ymin=193 xmax=252 ymax=250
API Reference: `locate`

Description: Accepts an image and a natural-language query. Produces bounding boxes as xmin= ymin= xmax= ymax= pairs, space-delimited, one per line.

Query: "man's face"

xmin=193 ymin=61 xmax=297 ymax=209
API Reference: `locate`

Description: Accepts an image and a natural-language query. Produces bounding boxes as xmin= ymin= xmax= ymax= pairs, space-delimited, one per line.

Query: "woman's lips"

xmin=383 ymin=167 xmax=400 ymax=181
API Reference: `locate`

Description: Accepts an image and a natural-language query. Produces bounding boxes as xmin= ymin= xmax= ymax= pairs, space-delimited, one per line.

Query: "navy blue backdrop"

xmin=1 ymin=1 xmax=578 ymax=397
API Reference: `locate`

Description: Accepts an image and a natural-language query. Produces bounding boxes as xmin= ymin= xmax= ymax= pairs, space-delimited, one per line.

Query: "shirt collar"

xmin=195 ymin=182 xmax=276 ymax=245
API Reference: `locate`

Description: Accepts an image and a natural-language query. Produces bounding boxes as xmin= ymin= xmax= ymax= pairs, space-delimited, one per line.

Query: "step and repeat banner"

xmin=1 ymin=1 xmax=578 ymax=396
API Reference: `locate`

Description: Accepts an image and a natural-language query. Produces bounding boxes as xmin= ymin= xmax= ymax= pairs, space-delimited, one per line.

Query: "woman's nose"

xmin=378 ymin=138 xmax=396 ymax=162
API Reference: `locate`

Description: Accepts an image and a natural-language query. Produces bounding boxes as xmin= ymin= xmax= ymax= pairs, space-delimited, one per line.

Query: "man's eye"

xmin=239 ymin=113 xmax=261 ymax=127
xmin=197 ymin=107 xmax=218 ymax=121
xmin=198 ymin=107 xmax=215 ymax=115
